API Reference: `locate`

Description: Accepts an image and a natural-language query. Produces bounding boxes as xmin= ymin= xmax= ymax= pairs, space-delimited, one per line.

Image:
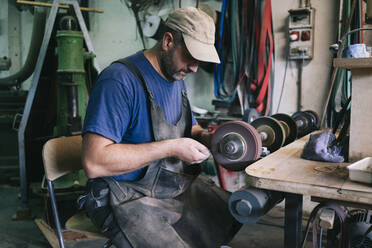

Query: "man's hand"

xmin=170 ymin=138 xmax=210 ymax=164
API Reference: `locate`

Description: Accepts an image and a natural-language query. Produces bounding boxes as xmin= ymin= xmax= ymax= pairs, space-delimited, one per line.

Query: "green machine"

xmin=42 ymin=17 xmax=96 ymax=223
xmin=55 ymin=22 xmax=93 ymax=136
xmin=52 ymin=18 xmax=94 ymax=188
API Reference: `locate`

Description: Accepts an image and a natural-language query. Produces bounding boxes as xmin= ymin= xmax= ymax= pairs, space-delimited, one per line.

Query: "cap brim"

xmin=183 ymin=34 xmax=220 ymax=64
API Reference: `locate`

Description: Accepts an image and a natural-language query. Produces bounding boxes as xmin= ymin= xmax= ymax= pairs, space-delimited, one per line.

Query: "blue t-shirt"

xmin=83 ymin=51 xmax=196 ymax=181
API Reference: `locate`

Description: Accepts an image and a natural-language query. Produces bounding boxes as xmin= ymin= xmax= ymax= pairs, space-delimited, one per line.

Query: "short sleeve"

xmin=83 ymin=78 xmax=132 ymax=143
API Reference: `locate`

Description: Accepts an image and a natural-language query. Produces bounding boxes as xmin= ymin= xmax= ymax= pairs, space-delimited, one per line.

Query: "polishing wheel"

xmin=251 ymin=117 xmax=285 ymax=153
xmin=211 ymin=121 xmax=262 ymax=171
xmin=304 ymin=110 xmax=320 ymax=130
xmin=292 ymin=111 xmax=309 ymax=137
xmin=292 ymin=110 xmax=319 ymax=138
xmin=271 ymin=113 xmax=298 ymax=146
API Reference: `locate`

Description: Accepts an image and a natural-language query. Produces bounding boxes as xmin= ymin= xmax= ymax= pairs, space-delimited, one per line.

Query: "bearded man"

xmin=80 ymin=7 xmax=241 ymax=248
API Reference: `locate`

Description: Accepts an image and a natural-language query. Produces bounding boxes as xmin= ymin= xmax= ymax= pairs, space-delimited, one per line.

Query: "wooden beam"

xmin=333 ymin=57 xmax=372 ymax=69
xmin=16 ymin=0 xmax=104 ymax=13
xmin=35 ymin=218 xmax=59 ymax=248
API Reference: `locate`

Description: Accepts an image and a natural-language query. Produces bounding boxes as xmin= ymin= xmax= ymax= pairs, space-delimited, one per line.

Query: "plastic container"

xmin=347 ymin=157 xmax=372 ymax=184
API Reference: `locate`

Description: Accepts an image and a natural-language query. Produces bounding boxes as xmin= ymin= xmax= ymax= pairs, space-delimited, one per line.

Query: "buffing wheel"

xmin=304 ymin=110 xmax=320 ymax=130
xmin=251 ymin=117 xmax=285 ymax=153
xmin=292 ymin=110 xmax=320 ymax=138
xmin=271 ymin=113 xmax=298 ymax=146
xmin=211 ymin=121 xmax=262 ymax=171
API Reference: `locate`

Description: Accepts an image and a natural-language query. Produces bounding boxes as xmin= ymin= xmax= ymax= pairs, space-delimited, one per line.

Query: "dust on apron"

xmin=95 ymin=59 xmax=241 ymax=248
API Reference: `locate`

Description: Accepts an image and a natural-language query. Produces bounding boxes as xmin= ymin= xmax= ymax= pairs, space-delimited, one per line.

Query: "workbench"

xmin=245 ymin=133 xmax=372 ymax=248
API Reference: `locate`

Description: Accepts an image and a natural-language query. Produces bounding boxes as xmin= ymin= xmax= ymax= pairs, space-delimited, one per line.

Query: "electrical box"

xmin=288 ymin=8 xmax=315 ymax=60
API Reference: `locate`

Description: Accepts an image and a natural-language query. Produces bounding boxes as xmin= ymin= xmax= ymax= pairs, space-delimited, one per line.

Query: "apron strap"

xmin=113 ymin=58 xmax=156 ymax=141
xmin=114 ymin=59 xmax=154 ymax=99
xmin=101 ymin=177 xmax=128 ymax=203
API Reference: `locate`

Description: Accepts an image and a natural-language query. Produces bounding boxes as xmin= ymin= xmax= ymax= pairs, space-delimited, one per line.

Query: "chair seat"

xmin=65 ymin=211 xmax=104 ymax=238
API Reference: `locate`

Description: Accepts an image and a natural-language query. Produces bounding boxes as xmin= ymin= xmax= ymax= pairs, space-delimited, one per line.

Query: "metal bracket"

xmin=12 ymin=113 xmax=22 ymax=131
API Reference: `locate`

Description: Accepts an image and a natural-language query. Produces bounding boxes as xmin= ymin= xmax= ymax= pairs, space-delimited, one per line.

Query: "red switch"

xmin=290 ymin=31 xmax=300 ymax=41
xmin=301 ymin=30 xmax=311 ymax=41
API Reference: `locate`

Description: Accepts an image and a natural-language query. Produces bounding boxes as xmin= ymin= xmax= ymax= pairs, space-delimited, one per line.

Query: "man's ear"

xmin=161 ymin=32 xmax=174 ymax=51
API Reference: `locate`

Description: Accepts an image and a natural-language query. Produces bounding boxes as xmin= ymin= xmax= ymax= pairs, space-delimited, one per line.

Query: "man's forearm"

xmin=82 ymin=132 xmax=211 ymax=178
xmin=82 ymin=132 xmax=173 ymax=178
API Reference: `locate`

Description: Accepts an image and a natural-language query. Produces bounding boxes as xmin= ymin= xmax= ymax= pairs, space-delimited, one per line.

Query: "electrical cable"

xmin=319 ymin=227 xmax=323 ymax=248
xmin=256 ymin=0 xmax=274 ymax=115
xmin=213 ymin=0 xmax=227 ymax=99
xmin=212 ymin=0 xmax=274 ymax=114
xmin=297 ymin=56 xmax=304 ymax=112
xmin=275 ymin=48 xmax=289 ymax=113
xmin=119 ymin=0 xmax=149 ymax=49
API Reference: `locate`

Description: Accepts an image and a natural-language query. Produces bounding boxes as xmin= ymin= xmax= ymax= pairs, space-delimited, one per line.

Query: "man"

xmin=80 ymin=6 xmax=241 ymax=248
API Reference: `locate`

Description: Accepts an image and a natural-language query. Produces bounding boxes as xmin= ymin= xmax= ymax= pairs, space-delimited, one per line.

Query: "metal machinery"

xmin=0 ymin=91 xmax=26 ymax=173
xmin=210 ymin=110 xmax=320 ymax=223
xmin=8 ymin=0 xmax=101 ymax=220
xmin=39 ymin=15 xmax=95 ymax=226
xmin=347 ymin=210 xmax=372 ymax=248
xmin=210 ymin=111 xmax=319 ymax=171
xmin=210 ymin=111 xmax=320 ymax=170
xmin=210 ymin=121 xmax=284 ymax=224
xmin=0 ymin=6 xmax=46 ymax=184
xmin=54 ymin=16 xmax=92 ymax=137
xmin=292 ymin=110 xmax=320 ymax=138
xmin=211 ymin=121 xmax=262 ymax=171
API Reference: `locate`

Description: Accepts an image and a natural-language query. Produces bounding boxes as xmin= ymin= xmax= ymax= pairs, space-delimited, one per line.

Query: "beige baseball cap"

xmin=165 ymin=7 xmax=220 ymax=64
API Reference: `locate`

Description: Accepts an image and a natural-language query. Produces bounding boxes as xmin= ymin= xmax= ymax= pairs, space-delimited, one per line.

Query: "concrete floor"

xmin=0 ymin=185 xmax=314 ymax=248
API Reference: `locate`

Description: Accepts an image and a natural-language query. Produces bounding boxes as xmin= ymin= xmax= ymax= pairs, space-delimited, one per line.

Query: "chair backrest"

xmin=42 ymin=135 xmax=83 ymax=182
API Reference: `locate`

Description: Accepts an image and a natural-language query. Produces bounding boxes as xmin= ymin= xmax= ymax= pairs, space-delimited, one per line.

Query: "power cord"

xmin=275 ymin=49 xmax=289 ymax=113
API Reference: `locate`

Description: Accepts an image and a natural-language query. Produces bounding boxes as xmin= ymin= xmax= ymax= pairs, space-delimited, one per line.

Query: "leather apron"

xmin=101 ymin=59 xmax=241 ymax=248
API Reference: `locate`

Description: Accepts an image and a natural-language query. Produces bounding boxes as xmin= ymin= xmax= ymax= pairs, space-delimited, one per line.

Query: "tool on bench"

xmin=251 ymin=116 xmax=286 ymax=153
xmin=292 ymin=110 xmax=320 ymax=138
xmin=210 ymin=121 xmax=262 ymax=171
xmin=211 ymin=114 xmax=298 ymax=171
xmin=271 ymin=113 xmax=298 ymax=146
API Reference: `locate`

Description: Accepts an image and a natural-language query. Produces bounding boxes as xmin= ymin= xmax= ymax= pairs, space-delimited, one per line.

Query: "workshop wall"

xmin=0 ymin=0 xmax=339 ymax=116
xmin=272 ymin=0 xmax=339 ymax=116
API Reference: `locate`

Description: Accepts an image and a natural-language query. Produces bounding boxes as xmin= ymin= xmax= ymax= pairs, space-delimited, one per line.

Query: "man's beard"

xmin=159 ymin=47 xmax=190 ymax=81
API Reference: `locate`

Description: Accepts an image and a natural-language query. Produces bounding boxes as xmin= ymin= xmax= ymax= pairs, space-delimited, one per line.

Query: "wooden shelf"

xmin=333 ymin=57 xmax=372 ymax=69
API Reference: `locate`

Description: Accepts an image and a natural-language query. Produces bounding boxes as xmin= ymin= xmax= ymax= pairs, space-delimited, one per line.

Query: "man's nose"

xmin=188 ymin=63 xmax=199 ymax=73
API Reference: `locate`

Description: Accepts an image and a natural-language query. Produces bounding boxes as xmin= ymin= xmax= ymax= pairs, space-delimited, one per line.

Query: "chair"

xmin=42 ymin=135 xmax=107 ymax=248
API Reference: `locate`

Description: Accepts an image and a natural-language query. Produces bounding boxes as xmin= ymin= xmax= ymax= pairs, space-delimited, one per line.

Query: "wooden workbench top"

xmin=333 ymin=57 xmax=372 ymax=69
xmin=245 ymin=133 xmax=372 ymax=205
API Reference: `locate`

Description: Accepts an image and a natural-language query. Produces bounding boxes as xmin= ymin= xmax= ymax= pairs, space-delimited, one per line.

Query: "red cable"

xmin=258 ymin=5 xmax=273 ymax=109
xmin=256 ymin=0 xmax=271 ymax=88
xmin=255 ymin=0 xmax=273 ymax=114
